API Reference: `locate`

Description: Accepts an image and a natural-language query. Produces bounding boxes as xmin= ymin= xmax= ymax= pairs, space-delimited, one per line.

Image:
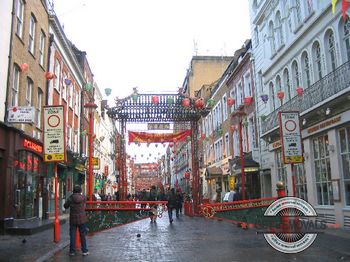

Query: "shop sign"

xmin=43 ymin=106 xmax=65 ymax=162
xmin=268 ymin=140 xmax=282 ymax=151
xmin=23 ymin=139 xmax=43 ymax=154
xmin=279 ymin=111 xmax=303 ymax=164
xmin=307 ymin=116 xmax=341 ymax=135
xmin=229 ymin=176 xmax=235 ymax=191
xmin=7 ymin=106 xmax=35 ymax=123
xmin=92 ymin=157 xmax=99 ymax=169
xmin=75 ymin=163 xmax=85 ymax=172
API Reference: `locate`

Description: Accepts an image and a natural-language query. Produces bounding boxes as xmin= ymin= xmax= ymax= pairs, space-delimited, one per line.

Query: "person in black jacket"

xmin=167 ymin=188 xmax=177 ymax=223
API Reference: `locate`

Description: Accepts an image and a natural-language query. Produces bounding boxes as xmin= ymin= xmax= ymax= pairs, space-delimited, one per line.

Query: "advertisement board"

xmin=279 ymin=111 xmax=303 ymax=164
xmin=43 ymin=106 xmax=65 ymax=162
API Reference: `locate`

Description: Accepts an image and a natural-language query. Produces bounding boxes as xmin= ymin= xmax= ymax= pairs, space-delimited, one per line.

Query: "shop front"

xmin=205 ymin=166 xmax=223 ymax=202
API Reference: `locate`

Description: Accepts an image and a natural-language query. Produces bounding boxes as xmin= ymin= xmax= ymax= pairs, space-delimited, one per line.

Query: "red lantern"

xmin=45 ymin=72 xmax=55 ymax=80
xmin=152 ymin=96 xmax=159 ymax=104
xmin=243 ymin=96 xmax=253 ymax=106
xmin=169 ymin=143 xmax=174 ymax=148
xmin=277 ymin=90 xmax=285 ymax=101
xmin=20 ymin=63 xmax=28 ymax=72
xmin=182 ymin=98 xmax=190 ymax=107
xmin=296 ymin=87 xmax=304 ymax=97
xmin=194 ymin=98 xmax=204 ymax=109
xmin=201 ymin=133 xmax=206 ymax=139
xmin=184 ymin=171 xmax=190 ymax=179
xmin=227 ymin=97 xmax=235 ymax=106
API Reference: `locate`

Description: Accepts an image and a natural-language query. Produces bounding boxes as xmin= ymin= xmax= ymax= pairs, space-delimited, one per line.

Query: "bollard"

xmin=76 ymin=227 xmax=81 ymax=249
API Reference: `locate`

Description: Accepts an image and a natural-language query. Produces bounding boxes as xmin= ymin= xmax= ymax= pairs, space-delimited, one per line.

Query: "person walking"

xmin=176 ymin=189 xmax=184 ymax=217
xmin=148 ymin=185 xmax=158 ymax=223
xmin=167 ymin=188 xmax=177 ymax=223
xmin=64 ymin=185 xmax=89 ymax=256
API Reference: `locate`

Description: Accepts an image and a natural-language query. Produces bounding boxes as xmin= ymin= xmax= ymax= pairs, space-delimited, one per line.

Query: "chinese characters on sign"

xmin=279 ymin=111 xmax=303 ymax=164
xmin=147 ymin=123 xmax=170 ymax=130
xmin=43 ymin=106 xmax=65 ymax=162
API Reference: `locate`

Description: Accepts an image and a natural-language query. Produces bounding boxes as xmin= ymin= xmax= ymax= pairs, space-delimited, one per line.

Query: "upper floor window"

xmin=305 ymin=0 xmax=313 ymax=16
xmin=244 ymin=73 xmax=252 ymax=97
xmin=54 ymin=60 xmax=61 ymax=91
xmin=312 ymin=41 xmax=323 ymax=81
xmin=268 ymin=21 xmax=276 ymax=55
xmin=276 ymin=75 xmax=282 ymax=107
xmin=15 ymin=0 xmax=24 ymax=38
xmin=238 ymin=82 xmax=243 ymax=105
xmin=342 ymin=17 xmax=350 ymax=62
xmin=222 ymin=94 xmax=228 ymax=120
xmin=230 ymin=89 xmax=237 ymax=112
xmin=36 ymin=88 xmax=43 ymax=128
xmin=275 ymin=12 xmax=284 ymax=48
xmin=292 ymin=60 xmax=300 ymax=95
xmin=26 ymin=78 xmax=33 ymax=106
xmin=28 ymin=15 xmax=36 ymax=54
xmin=269 ymin=82 xmax=276 ymax=112
xmin=295 ymin=0 xmax=302 ymax=25
xmin=283 ymin=68 xmax=291 ymax=101
xmin=302 ymin=51 xmax=311 ymax=88
xmin=254 ymin=27 xmax=259 ymax=47
xmin=62 ymin=72 xmax=67 ymax=100
xmin=224 ymin=133 xmax=230 ymax=157
xmin=11 ymin=65 xmax=20 ymax=107
xmin=39 ymin=31 xmax=46 ymax=67
xmin=326 ymin=30 xmax=337 ymax=72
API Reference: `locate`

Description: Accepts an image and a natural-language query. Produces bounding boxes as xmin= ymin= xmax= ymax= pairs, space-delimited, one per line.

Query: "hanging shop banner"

xmin=43 ymin=106 xmax=66 ymax=162
xmin=279 ymin=111 xmax=303 ymax=164
xmin=128 ymin=130 xmax=191 ymax=143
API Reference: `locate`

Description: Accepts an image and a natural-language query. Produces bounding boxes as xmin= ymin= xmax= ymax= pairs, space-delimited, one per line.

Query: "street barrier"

xmin=85 ymin=201 xmax=168 ymax=234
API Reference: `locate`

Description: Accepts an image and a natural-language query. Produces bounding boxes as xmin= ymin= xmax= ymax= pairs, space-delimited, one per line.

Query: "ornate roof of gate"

xmin=107 ymin=92 xmax=210 ymax=122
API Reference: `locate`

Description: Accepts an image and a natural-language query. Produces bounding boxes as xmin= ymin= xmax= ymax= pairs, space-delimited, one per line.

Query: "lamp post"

xmin=84 ymin=101 xmax=97 ymax=203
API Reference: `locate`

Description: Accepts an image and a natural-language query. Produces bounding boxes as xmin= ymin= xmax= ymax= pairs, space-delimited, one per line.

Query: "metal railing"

xmin=261 ymin=60 xmax=350 ymax=135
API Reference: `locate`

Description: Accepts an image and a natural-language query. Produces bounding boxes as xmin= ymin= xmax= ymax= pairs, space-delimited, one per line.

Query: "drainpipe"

xmin=4 ymin=1 xmax=16 ymax=124
xmin=45 ymin=33 xmax=54 ymax=105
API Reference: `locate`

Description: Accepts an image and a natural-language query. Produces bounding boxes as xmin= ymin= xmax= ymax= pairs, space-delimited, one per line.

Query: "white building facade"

xmin=249 ymin=0 xmax=350 ymax=228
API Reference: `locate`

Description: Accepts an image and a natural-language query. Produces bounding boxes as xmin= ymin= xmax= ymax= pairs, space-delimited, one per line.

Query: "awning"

xmin=229 ymin=153 xmax=259 ymax=175
xmin=205 ymin=166 xmax=223 ymax=179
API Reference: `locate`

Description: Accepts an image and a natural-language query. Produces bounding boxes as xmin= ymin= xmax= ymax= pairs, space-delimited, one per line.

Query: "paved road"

xmin=48 ymin=214 xmax=350 ymax=262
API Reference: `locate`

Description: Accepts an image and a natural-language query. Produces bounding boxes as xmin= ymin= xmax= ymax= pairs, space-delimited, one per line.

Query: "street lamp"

xmin=84 ymin=101 xmax=98 ymax=203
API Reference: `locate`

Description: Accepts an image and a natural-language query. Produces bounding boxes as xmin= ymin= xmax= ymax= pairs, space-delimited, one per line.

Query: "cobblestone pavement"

xmin=47 ymin=214 xmax=350 ymax=262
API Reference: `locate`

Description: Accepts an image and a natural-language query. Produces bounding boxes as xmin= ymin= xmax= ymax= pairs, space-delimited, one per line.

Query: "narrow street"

xmin=48 ymin=215 xmax=350 ymax=262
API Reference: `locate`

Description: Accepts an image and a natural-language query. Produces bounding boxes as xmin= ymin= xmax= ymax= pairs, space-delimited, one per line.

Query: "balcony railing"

xmin=261 ymin=60 xmax=350 ymax=135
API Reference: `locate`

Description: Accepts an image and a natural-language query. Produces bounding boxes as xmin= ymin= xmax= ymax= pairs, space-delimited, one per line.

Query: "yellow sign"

xmin=283 ymin=155 xmax=303 ymax=164
xmin=92 ymin=157 xmax=99 ymax=167
xmin=44 ymin=153 xmax=64 ymax=162
xmin=229 ymin=176 xmax=235 ymax=191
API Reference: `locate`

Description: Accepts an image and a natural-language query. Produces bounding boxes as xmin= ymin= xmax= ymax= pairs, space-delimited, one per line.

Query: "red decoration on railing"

xmin=243 ymin=96 xmax=253 ymax=106
xmin=296 ymin=87 xmax=304 ymax=97
xmin=194 ymin=98 xmax=204 ymax=109
xmin=227 ymin=97 xmax=235 ymax=106
xmin=45 ymin=72 xmax=55 ymax=80
xmin=277 ymin=90 xmax=285 ymax=101
xmin=152 ymin=96 xmax=159 ymax=104
xmin=20 ymin=63 xmax=28 ymax=72
xmin=182 ymin=98 xmax=190 ymax=107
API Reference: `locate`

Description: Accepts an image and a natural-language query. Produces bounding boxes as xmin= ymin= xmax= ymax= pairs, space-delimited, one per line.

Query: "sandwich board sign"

xmin=279 ymin=111 xmax=303 ymax=164
xmin=43 ymin=106 xmax=66 ymax=162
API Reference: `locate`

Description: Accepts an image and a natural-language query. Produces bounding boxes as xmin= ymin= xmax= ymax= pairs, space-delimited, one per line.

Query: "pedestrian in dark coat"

xmin=167 ymin=188 xmax=177 ymax=223
xmin=64 ymin=185 xmax=89 ymax=256
xmin=176 ymin=189 xmax=184 ymax=216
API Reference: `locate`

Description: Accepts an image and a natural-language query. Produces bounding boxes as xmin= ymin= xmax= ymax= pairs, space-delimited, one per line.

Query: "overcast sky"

xmin=53 ymin=0 xmax=252 ymax=162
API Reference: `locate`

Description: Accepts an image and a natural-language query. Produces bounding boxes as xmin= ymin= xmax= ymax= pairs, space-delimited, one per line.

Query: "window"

xmin=327 ymin=30 xmax=337 ymax=72
xmin=244 ymin=73 xmax=252 ymax=97
xmin=276 ymin=149 xmax=288 ymax=192
xmin=222 ymin=94 xmax=227 ymax=120
xmin=339 ymin=127 xmax=350 ymax=206
xmin=39 ymin=31 xmax=46 ymax=67
xmin=230 ymin=89 xmax=237 ymax=112
xmin=305 ymin=0 xmax=313 ymax=16
xmin=28 ymin=15 xmax=36 ymax=54
xmin=295 ymin=163 xmax=308 ymax=201
xmin=283 ymin=69 xmax=291 ymax=102
xmin=313 ymin=134 xmax=333 ymax=205
xmin=26 ymin=78 xmax=33 ymax=106
xmin=36 ymin=88 xmax=43 ymax=128
xmin=269 ymin=82 xmax=276 ymax=112
xmin=15 ymin=0 xmax=24 ymax=38
xmin=268 ymin=21 xmax=276 ymax=55
xmin=11 ymin=65 xmax=20 ymax=107
xmin=292 ymin=60 xmax=300 ymax=96
xmin=254 ymin=27 xmax=259 ymax=47
xmin=238 ymin=83 xmax=243 ymax=105
xmin=312 ymin=41 xmax=323 ymax=81
xmin=302 ymin=52 xmax=311 ymax=88
xmin=62 ymin=72 xmax=67 ymax=100
xmin=275 ymin=12 xmax=284 ymax=48
xmin=234 ymin=131 xmax=239 ymax=157
xmin=224 ymin=133 xmax=230 ymax=157
xmin=54 ymin=60 xmax=61 ymax=91
xmin=75 ymin=89 xmax=80 ymax=114
xmin=342 ymin=16 xmax=350 ymax=62
xmin=249 ymin=117 xmax=258 ymax=149
xmin=276 ymin=75 xmax=282 ymax=107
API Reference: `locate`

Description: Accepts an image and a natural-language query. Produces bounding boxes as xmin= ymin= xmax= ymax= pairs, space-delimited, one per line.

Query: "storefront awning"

xmin=229 ymin=153 xmax=259 ymax=175
xmin=205 ymin=166 xmax=223 ymax=179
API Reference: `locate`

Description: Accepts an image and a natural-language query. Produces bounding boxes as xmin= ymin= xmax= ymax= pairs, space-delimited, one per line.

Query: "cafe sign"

xmin=43 ymin=106 xmax=65 ymax=162
xmin=279 ymin=111 xmax=303 ymax=164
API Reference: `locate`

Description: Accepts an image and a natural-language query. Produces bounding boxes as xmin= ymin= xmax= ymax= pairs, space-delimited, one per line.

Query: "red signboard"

xmin=23 ymin=139 xmax=43 ymax=154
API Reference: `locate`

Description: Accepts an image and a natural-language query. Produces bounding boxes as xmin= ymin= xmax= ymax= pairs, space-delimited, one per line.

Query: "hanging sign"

xmin=147 ymin=123 xmax=170 ymax=130
xmin=128 ymin=130 xmax=191 ymax=143
xmin=43 ymin=106 xmax=65 ymax=162
xmin=279 ymin=111 xmax=303 ymax=164
xmin=7 ymin=106 xmax=35 ymax=123
xmin=92 ymin=157 xmax=100 ymax=170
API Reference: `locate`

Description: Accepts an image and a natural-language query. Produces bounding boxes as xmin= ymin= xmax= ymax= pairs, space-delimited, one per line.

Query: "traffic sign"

xmin=279 ymin=111 xmax=303 ymax=164
xmin=43 ymin=106 xmax=65 ymax=162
